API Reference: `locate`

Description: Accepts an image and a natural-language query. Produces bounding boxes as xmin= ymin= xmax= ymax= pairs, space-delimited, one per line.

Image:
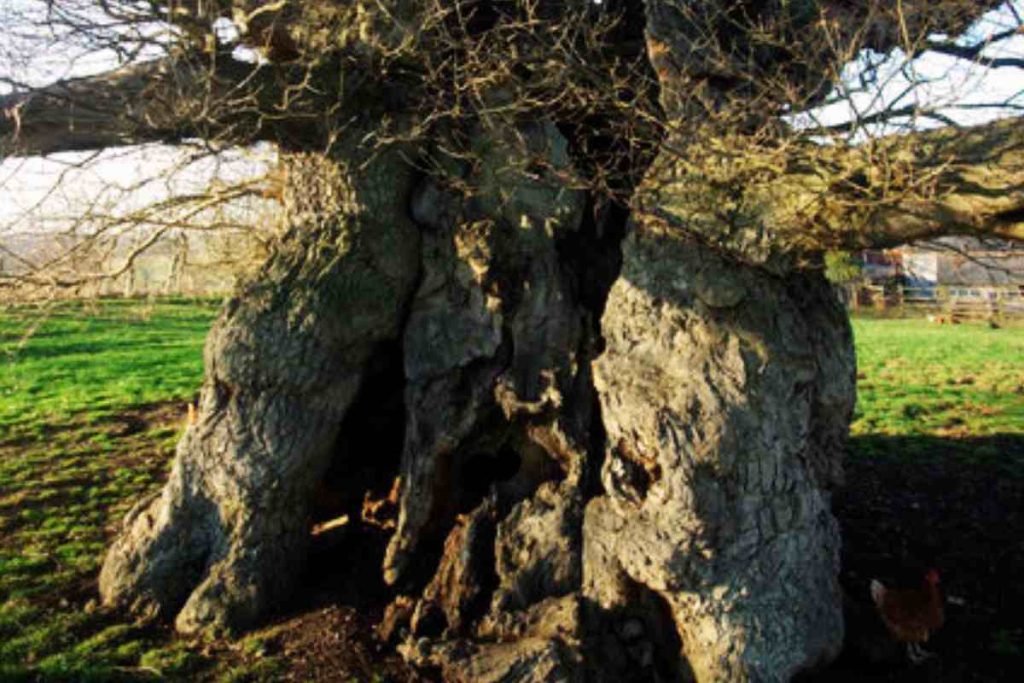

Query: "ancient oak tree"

xmin=2 ymin=1 xmax=1022 ymax=680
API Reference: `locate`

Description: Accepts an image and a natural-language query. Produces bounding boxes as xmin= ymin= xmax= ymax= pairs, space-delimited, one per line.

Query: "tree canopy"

xmin=1 ymin=1 xmax=1022 ymax=295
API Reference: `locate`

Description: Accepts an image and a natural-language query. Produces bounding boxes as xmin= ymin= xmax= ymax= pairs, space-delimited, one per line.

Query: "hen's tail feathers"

xmin=870 ymin=579 xmax=886 ymax=607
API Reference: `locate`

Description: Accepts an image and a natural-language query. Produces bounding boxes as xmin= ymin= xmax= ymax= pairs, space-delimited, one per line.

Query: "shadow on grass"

xmin=812 ymin=434 xmax=1024 ymax=681
xmin=2 ymin=337 xmax=203 ymax=362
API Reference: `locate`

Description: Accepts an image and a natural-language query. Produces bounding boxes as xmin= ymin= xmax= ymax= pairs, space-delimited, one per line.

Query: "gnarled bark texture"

xmin=100 ymin=145 xmax=422 ymax=634
xmin=99 ymin=119 xmax=856 ymax=682
xmin=587 ymin=218 xmax=855 ymax=681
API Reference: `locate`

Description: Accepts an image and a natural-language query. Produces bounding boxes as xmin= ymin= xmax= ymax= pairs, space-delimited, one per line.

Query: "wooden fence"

xmin=846 ymin=284 xmax=1024 ymax=322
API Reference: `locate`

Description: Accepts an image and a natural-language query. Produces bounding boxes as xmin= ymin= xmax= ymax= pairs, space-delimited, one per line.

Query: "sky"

xmin=0 ymin=0 xmax=1022 ymax=236
xmin=793 ymin=1 xmax=1024 ymax=135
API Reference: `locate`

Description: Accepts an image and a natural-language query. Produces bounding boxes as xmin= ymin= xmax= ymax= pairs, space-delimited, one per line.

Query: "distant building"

xmin=859 ymin=249 xmax=902 ymax=283
xmin=860 ymin=238 xmax=1024 ymax=287
xmin=900 ymin=237 xmax=1024 ymax=287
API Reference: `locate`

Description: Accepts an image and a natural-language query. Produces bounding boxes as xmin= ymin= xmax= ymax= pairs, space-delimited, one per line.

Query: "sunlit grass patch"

xmin=1 ymin=299 xmax=219 ymax=680
xmin=851 ymin=318 xmax=1024 ymax=440
xmin=0 ymin=298 xmax=220 ymax=437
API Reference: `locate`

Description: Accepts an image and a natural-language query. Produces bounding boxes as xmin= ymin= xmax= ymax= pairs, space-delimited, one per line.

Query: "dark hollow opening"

xmin=585 ymin=577 xmax=693 ymax=683
xmin=404 ymin=419 xmax=571 ymax=597
xmin=301 ymin=340 xmax=407 ymax=611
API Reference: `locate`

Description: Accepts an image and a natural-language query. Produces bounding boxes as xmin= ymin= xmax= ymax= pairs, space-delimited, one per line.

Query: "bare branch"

xmin=0 ymin=55 xmax=284 ymax=156
xmin=640 ymin=116 xmax=1024 ymax=259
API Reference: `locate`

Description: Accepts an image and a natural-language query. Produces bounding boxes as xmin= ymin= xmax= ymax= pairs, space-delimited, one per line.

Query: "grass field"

xmin=1 ymin=302 xmax=1022 ymax=680
xmin=852 ymin=318 xmax=1024 ymax=439
xmin=840 ymin=319 xmax=1024 ymax=680
xmin=0 ymin=299 xmax=215 ymax=437
xmin=1 ymin=300 xmax=224 ymax=681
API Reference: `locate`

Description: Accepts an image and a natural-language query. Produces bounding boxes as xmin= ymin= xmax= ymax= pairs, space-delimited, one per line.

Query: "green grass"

xmin=1 ymin=303 xmax=1022 ymax=679
xmin=851 ymin=318 xmax=1024 ymax=439
xmin=1 ymin=298 xmax=220 ymax=681
xmin=0 ymin=298 xmax=219 ymax=438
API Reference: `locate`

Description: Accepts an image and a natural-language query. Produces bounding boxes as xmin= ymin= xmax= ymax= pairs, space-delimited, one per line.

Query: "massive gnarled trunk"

xmin=97 ymin=115 xmax=856 ymax=680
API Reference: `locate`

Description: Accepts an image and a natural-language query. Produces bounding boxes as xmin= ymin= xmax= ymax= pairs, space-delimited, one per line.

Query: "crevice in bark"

xmin=604 ymin=438 xmax=662 ymax=505
xmin=995 ymin=205 xmax=1024 ymax=226
xmin=414 ymin=498 xmax=501 ymax=638
xmin=296 ymin=342 xmax=410 ymax=613
xmin=550 ymin=0 xmax=661 ymax=516
xmin=641 ymin=586 xmax=691 ymax=682
xmin=583 ymin=389 xmax=610 ymax=501
xmin=303 ymin=520 xmax=396 ymax=614
xmin=500 ymin=430 xmax=570 ymax=503
xmin=462 ymin=426 xmax=573 ymax=518
xmin=556 ymin=194 xmax=632 ymax=337
xmin=557 ymin=193 xmax=635 ymax=496
xmin=450 ymin=423 xmax=521 ymax=515
xmin=393 ymin=407 xmax=507 ymax=593
xmin=406 ymin=412 xmax=575 ymax=594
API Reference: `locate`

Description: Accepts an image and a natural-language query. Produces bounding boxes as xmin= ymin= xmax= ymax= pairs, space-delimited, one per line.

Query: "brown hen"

xmin=870 ymin=568 xmax=945 ymax=663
